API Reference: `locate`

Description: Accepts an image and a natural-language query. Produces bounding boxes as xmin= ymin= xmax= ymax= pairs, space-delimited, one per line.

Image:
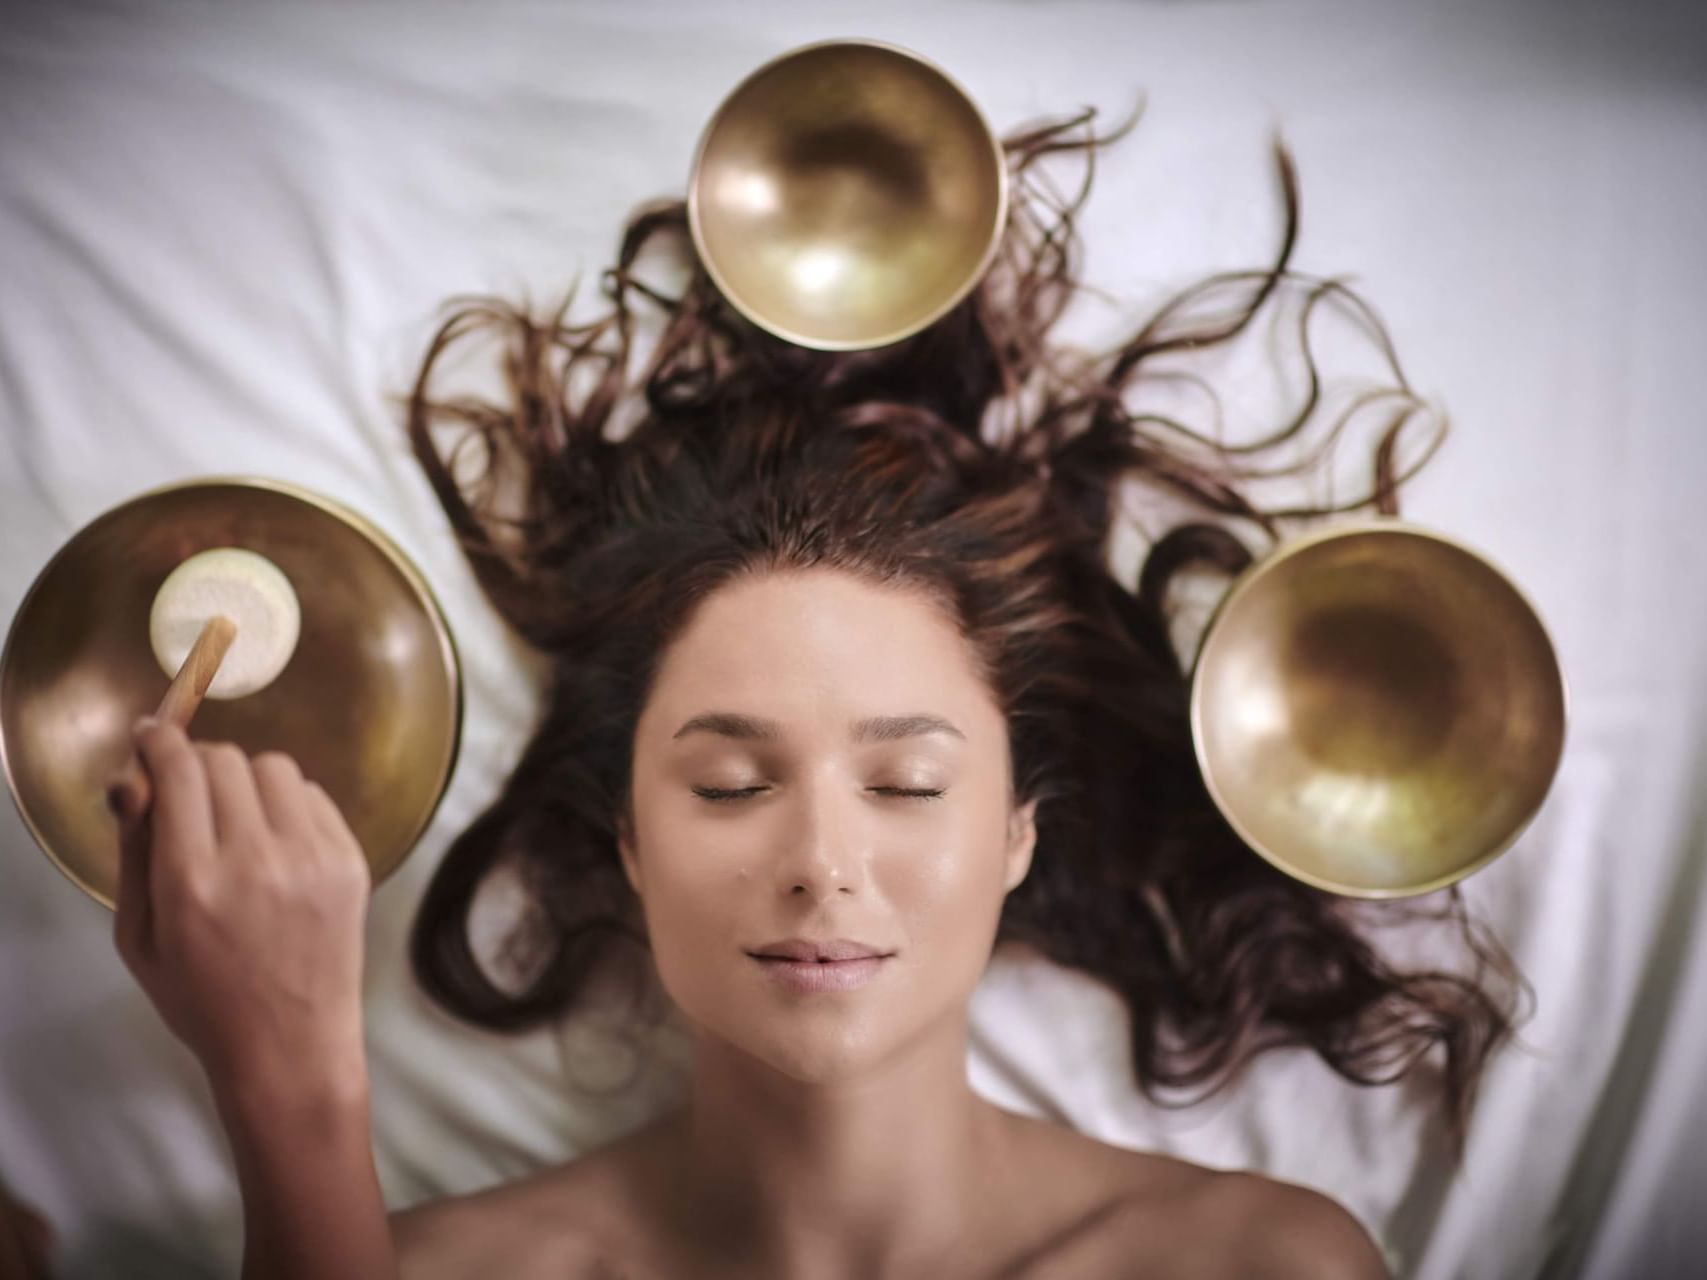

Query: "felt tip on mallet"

xmin=106 ymin=547 xmax=303 ymax=820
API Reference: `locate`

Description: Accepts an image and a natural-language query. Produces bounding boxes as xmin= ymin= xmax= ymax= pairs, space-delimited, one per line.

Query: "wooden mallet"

xmin=105 ymin=615 xmax=236 ymax=819
xmin=103 ymin=544 xmax=304 ymax=820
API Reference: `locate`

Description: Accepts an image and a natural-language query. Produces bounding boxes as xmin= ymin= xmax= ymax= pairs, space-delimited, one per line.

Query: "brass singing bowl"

xmin=688 ymin=37 xmax=1008 ymax=351
xmin=0 ymin=476 xmax=464 ymax=909
xmin=1190 ymin=520 xmax=1567 ymax=898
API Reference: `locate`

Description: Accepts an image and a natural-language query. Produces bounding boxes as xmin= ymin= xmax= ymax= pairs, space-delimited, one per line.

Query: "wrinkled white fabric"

xmin=1 ymin=2 xmax=1703 ymax=1277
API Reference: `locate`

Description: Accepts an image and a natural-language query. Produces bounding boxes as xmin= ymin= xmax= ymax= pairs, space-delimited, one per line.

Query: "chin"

xmin=757 ymin=1041 xmax=875 ymax=1085
xmin=719 ymin=1012 xmax=898 ymax=1086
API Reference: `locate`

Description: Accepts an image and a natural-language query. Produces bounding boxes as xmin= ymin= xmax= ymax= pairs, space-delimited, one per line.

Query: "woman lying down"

xmin=106 ymin=106 xmax=1524 ymax=1279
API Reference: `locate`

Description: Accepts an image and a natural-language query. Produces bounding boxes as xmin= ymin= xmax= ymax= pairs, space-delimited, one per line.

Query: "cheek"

xmin=627 ymin=825 xmax=774 ymax=1024
xmin=637 ymin=850 xmax=734 ymax=966
xmin=878 ymin=816 xmax=1011 ymax=951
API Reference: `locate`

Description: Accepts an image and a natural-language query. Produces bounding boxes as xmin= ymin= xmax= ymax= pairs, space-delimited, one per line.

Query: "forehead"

xmin=643 ymin=569 xmax=995 ymax=726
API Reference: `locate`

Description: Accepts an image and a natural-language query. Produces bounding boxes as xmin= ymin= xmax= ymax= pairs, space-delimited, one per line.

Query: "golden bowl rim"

xmin=686 ymin=35 xmax=1011 ymax=352
xmin=0 ymin=473 xmax=467 ymax=910
xmin=1186 ymin=515 xmax=1571 ymax=899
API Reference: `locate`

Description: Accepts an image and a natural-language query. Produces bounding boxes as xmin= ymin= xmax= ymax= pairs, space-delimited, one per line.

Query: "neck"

xmin=666 ymin=1015 xmax=999 ymax=1278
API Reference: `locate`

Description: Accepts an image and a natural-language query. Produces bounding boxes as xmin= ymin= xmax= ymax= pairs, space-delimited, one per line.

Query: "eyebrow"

xmin=671 ymin=711 xmax=966 ymax=745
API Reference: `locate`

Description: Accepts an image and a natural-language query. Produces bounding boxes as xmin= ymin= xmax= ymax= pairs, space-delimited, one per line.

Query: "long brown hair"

xmin=401 ymin=102 xmax=1528 ymax=1157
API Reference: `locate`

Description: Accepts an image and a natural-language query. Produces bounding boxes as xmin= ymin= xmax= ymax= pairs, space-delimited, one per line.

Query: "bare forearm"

xmin=215 ymin=1070 xmax=397 ymax=1280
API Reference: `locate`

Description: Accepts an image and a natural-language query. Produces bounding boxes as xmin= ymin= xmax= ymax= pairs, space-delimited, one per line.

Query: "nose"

xmin=772 ymin=775 xmax=865 ymax=901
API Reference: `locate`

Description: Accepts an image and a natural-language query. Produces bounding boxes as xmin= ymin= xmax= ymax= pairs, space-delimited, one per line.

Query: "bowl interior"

xmin=0 ymin=480 xmax=462 ymax=908
xmin=691 ymin=42 xmax=1005 ymax=350
xmin=1192 ymin=527 xmax=1565 ymax=896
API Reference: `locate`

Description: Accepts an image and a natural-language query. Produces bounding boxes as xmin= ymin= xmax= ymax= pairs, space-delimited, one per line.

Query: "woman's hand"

xmin=110 ymin=717 xmax=397 ymax=1280
xmin=110 ymin=716 xmax=373 ymax=1109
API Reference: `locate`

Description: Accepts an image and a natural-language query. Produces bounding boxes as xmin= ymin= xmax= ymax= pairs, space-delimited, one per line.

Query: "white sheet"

xmin=3 ymin=1 xmax=1704 ymax=1276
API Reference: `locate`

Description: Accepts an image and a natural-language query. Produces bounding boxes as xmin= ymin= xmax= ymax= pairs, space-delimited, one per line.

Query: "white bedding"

xmin=3 ymin=1 xmax=1705 ymax=1276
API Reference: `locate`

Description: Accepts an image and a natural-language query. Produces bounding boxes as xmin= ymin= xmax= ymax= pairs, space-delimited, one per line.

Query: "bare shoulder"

xmin=389 ymin=1172 xmax=603 ymax=1280
xmin=390 ymin=1134 xmax=659 ymax=1280
xmin=1182 ymin=1169 xmax=1392 ymax=1280
xmin=1000 ymin=1113 xmax=1388 ymax=1280
xmin=985 ymin=1113 xmax=1230 ymax=1274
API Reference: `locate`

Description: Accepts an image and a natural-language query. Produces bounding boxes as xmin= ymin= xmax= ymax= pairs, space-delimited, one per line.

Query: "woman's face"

xmin=619 ymin=567 xmax=1037 ymax=1084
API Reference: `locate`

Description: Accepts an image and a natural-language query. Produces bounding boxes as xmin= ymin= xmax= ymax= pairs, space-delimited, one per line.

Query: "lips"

xmin=745 ymin=939 xmax=896 ymax=993
xmin=748 ymin=938 xmax=891 ymax=962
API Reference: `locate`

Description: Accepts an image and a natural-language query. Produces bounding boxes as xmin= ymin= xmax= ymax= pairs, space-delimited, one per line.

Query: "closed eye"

xmin=691 ymin=786 xmax=765 ymax=804
xmin=691 ymin=786 xmax=945 ymax=804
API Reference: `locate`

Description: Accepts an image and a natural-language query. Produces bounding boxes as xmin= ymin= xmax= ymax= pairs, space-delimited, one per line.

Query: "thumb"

xmin=105 ymin=716 xmax=156 ymax=826
xmin=114 ymin=799 xmax=154 ymax=966
xmin=111 ymin=731 xmax=156 ymax=961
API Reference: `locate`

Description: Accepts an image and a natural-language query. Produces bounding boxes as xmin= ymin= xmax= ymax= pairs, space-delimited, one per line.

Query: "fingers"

xmin=303 ymin=782 xmax=371 ymax=887
xmin=258 ymin=759 xmax=366 ymax=888
xmin=195 ymin=741 xmax=269 ymax=851
xmin=113 ymin=788 xmax=152 ymax=969
xmin=114 ymin=717 xmax=153 ymax=964
xmin=298 ymin=781 xmax=341 ymax=847
xmin=132 ymin=720 xmax=215 ymax=869
xmin=114 ymin=717 xmax=194 ymax=965
xmin=252 ymin=751 xmax=313 ymax=843
xmin=115 ymin=721 xmax=368 ymax=923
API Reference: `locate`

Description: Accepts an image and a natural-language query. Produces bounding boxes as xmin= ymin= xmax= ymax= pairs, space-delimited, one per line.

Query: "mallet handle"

xmin=105 ymin=614 xmax=237 ymax=819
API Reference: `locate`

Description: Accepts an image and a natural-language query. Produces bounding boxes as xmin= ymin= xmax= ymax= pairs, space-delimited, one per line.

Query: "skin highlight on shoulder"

xmin=389 ymin=1163 xmax=626 ymax=1280
xmin=985 ymin=1114 xmax=1389 ymax=1280
xmin=1202 ymin=1170 xmax=1392 ymax=1280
